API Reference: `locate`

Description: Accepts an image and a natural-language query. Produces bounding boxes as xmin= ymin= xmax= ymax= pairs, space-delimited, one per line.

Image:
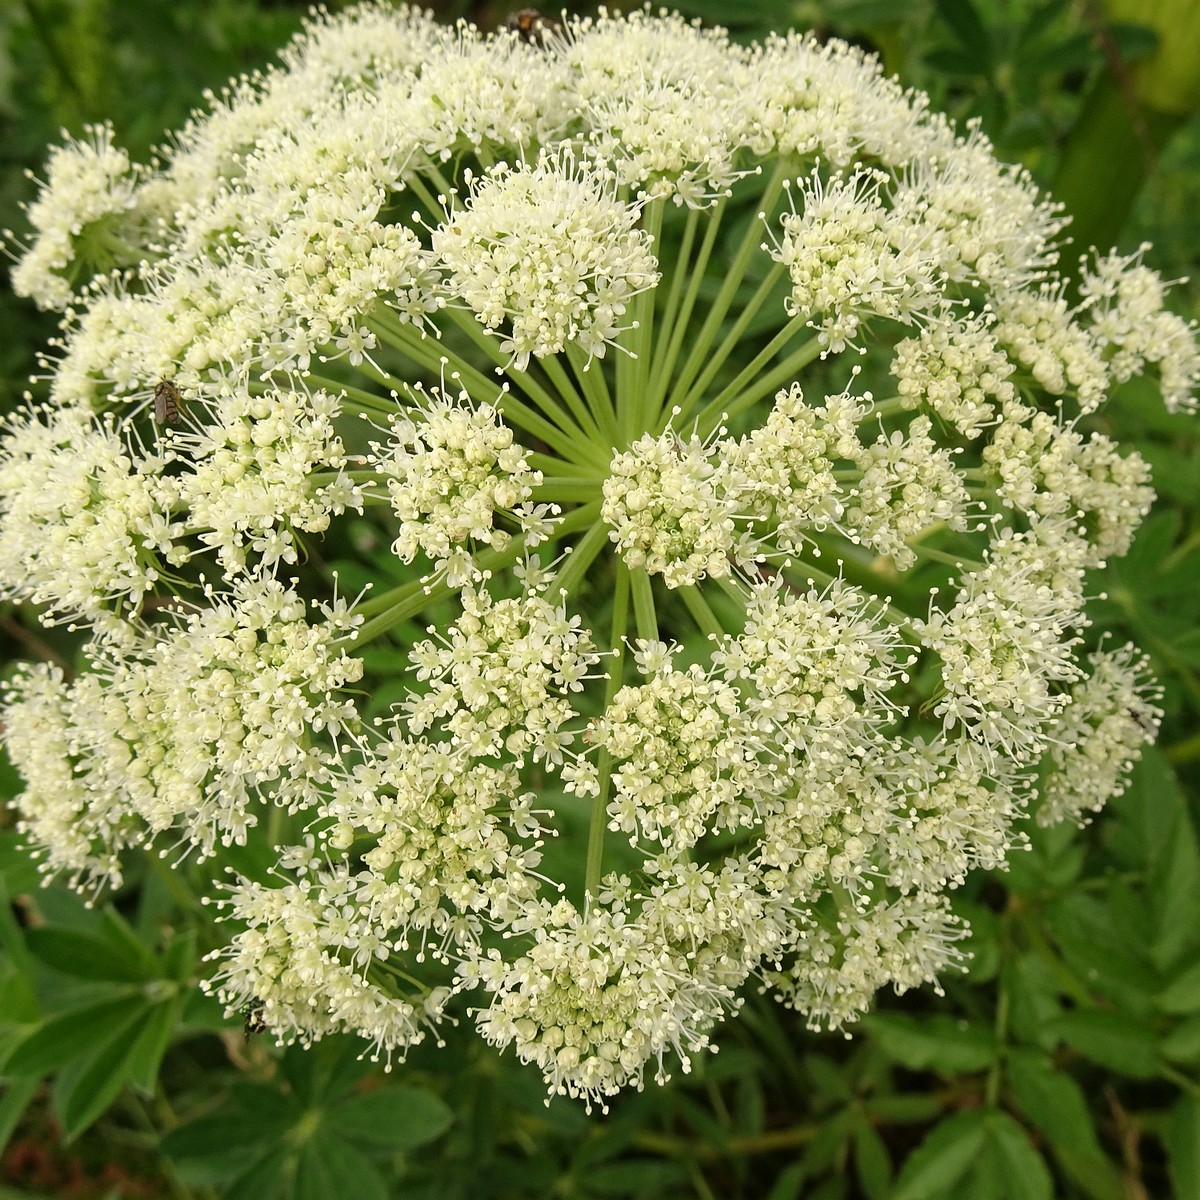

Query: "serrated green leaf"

xmin=295 ymin=1136 xmax=388 ymax=1200
xmin=984 ymin=1112 xmax=1054 ymax=1200
xmin=325 ymin=1084 xmax=453 ymax=1151
xmin=1046 ymin=1009 xmax=1160 ymax=1078
xmin=1164 ymin=1095 xmax=1200 ymax=1200
xmin=891 ymin=1111 xmax=987 ymax=1200
xmin=5 ymin=992 xmax=141 ymax=1077
xmin=864 ymin=1013 xmax=997 ymax=1074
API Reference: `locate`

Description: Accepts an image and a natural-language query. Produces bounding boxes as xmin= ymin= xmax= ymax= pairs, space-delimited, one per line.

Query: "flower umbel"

xmin=3 ymin=2 xmax=1192 ymax=1110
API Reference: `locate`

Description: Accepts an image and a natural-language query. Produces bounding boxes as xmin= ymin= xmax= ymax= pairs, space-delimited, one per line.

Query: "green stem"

xmin=701 ymin=334 xmax=824 ymax=434
xmin=439 ymin=305 xmax=594 ymax=446
xmin=625 ymin=199 xmax=664 ymax=439
xmin=586 ymin=562 xmax=631 ymax=905
xmin=630 ymin=569 xmax=658 ymax=642
xmin=909 ymin=543 xmax=982 ymax=571
xmin=645 ymin=199 xmax=725 ymax=428
xmin=532 ymin=477 xmax=604 ymax=503
xmin=679 ymin=584 xmax=726 ymax=640
xmin=862 ymin=396 xmax=912 ymax=421
xmin=646 ymin=206 xmax=699 ymax=412
xmin=305 ymin=373 xmax=397 ymax=415
xmin=565 ymin=341 xmax=619 ymax=447
xmin=553 ymin=518 xmax=611 ymax=596
xmin=689 ymin=315 xmax=810 ymax=433
xmin=528 ymin=451 xmax=604 ymax=478
xmin=667 ymin=162 xmax=789 ymax=417
xmin=678 ymin=261 xmax=787 ymax=416
xmin=540 ymin=352 xmax=610 ymax=444
xmin=369 ymin=314 xmax=609 ymax=470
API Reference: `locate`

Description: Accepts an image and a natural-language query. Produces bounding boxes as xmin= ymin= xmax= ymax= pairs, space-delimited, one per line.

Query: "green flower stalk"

xmin=2 ymin=3 xmax=1195 ymax=1109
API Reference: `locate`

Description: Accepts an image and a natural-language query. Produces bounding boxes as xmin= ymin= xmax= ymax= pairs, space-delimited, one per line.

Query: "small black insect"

xmin=241 ymin=1002 xmax=268 ymax=1035
xmin=503 ymin=7 xmax=562 ymax=45
xmin=153 ymin=378 xmax=183 ymax=425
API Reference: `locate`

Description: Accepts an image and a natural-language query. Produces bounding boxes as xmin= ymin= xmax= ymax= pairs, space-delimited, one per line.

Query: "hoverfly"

xmin=503 ymin=7 xmax=562 ymax=46
xmin=153 ymin=378 xmax=184 ymax=426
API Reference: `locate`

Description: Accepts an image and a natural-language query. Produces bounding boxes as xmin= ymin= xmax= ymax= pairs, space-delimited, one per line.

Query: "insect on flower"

xmin=503 ymin=7 xmax=561 ymax=45
xmin=241 ymin=1001 xmax=267 ymax=1035
xmin=153 ymin=378 xmax=183 ymax=425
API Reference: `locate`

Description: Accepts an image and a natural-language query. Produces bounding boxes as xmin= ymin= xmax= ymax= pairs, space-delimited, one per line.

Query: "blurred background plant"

xmin=1 ymin=0 xmax=1198 ymax=1197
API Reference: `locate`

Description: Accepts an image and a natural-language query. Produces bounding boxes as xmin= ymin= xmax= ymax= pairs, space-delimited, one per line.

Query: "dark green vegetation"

xmin=2 ymin=1 xmax=1199 ymax=1197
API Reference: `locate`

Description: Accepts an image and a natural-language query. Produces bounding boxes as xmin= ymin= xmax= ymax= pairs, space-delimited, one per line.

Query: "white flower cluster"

xmin=2 ymin=578 xmax=362 ymax=879
xmin=771 ymin=169 xmax=939 ymax=353
xmin=1039 ymin=646 xmax=1162 ymax=826
xmin=3 ymin=2 xmax=1191 ymax=1108
xmin=0 ymin=404 xmax=182 ymax=628
xmin=180 ymin=386 xmax=363 ymax=573
xmin=432 ymin=156 xmax=659 ymax=369
xmin=8 ymin=123 xmax=145 ymax=311
xmin=371 ymin=386 xmax=543 ymax=585
xmin=602 ymin=431 xmax=739 ymax=587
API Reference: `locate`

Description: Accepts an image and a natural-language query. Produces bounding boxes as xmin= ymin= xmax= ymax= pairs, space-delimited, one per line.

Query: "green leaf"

xmin=161 ymin=1108 xmax=295 ymax=1161
xmin=1006 ymin=1050 xmax=1104 ymax=1158
xmin=52 ymin=1004 xmax=153 ymax=1142
xmin=221 ymin=1146 xmax=290 ymax=1200
xmin=766 ymin=1162 xmax=805 ymax=1200
xmin=934 ymin=0 xmax=992 ymax=66
xmin=5 ymin=992 xmax=140 ymax=1077
xmin=891 ymin=1111 xmax=987 ymax=1200
xmin=1158 ymin=959 xmax=1200 ymax=1013
xmin=100 ymin=907 xmax=159 ymax=974
xmin=295 ymin=1135 xmax=388 ymax=1200
xmin=1149 ymin=813 xmax=1200 ymax=970
xmin=126 ymin=992 xmax=183 ymax=1093
xmin=853 ymin=1118 xmax=892 ymax=1200
xmin=24 ymin=927 xmax=152 ymax=983
xmin=0 ymin=1077 xmax=40 ymax=1157
xmin=584 ymin=1160 xmax=690 ymax=1196
xmin=864 ymin=1013 xmax=997 ymax=1074
xmin=1164 ymin=1095 xmax=1200 ymax=1200
xmin=984 ymin=1112 xmax=1054 ymax=1200
xmin=1045 ymin=1009 xmax=1160 ymax=1078
xmin=324 ymin=1085 xmax=453 ymax=1151
xmin=162 ymin=929 xmax=197 ymax=984
xmin=1161 ymin=1015 xmax=1200 ymax=1064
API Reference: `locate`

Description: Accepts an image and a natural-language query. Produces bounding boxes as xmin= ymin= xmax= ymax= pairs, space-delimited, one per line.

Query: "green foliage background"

xmin=1 ymin=1 xmax=1199 ymax=1197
